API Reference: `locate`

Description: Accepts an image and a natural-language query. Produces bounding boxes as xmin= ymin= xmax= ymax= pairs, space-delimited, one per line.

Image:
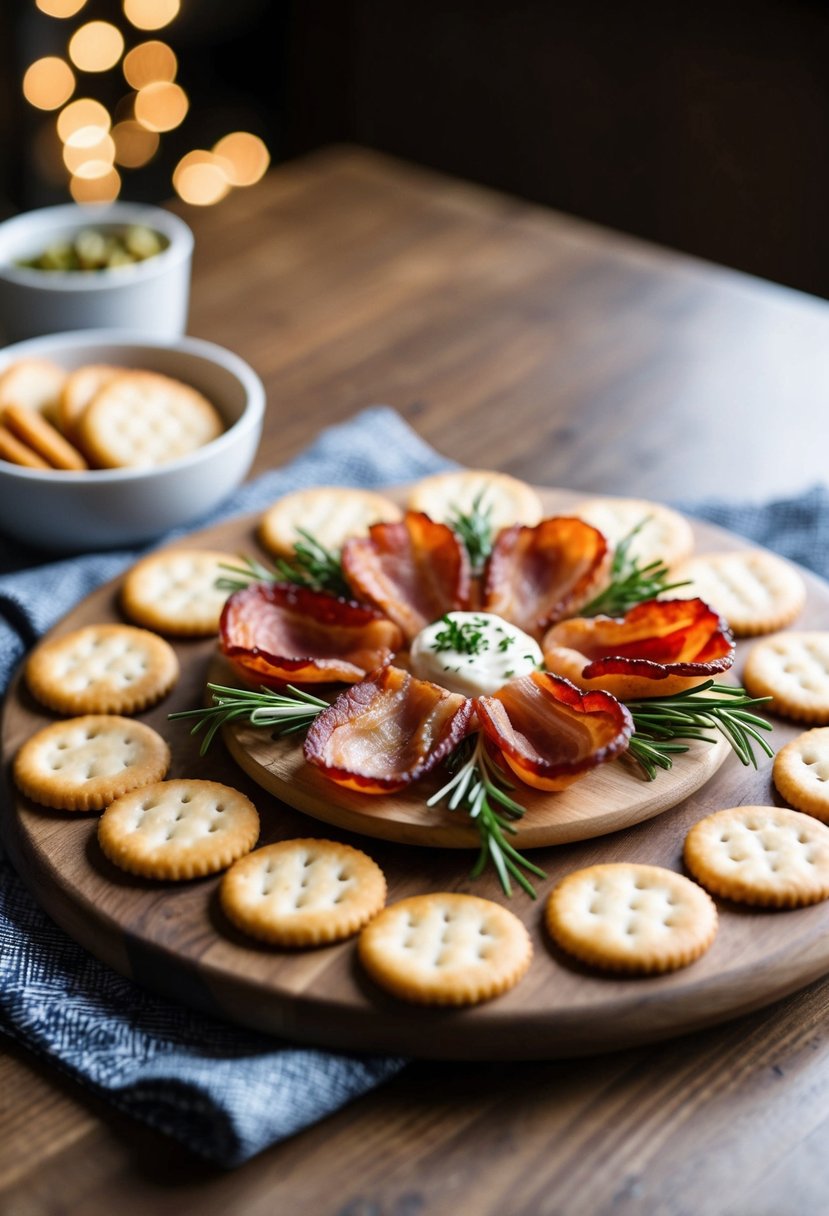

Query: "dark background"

xmin=3 ymin=0 xmax=828 ymax=298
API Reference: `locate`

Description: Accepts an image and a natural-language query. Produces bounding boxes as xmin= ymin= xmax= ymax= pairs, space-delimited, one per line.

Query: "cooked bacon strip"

xmin=220 ymin=583 xmax=403 ymax=685
xmin=482 ymin=517 xmax=609 ymax=640
xmin=476 ymin=671 xmax=632 ymax=791
xmin=543 ymin=597 xmax=734 ymax=700
xmin=304 ymin=665 xmax=475 ymax=792
xmin=341 ymin=512 xmax=470 ymax=642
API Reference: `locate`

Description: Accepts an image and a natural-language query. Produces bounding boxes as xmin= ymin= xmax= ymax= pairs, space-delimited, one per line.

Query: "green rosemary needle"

xmin=581 ymin=518 xmax=691 ymax=618
xmin=625 ymin=680 xmax=774 ymax=780
xmin=168 ymin=682 xmax=328 ymax=755
xmin=215 ymin=529 xmax=351 ymax=598
xmin=448 ymin=490 xmax=495 ymax=575
xmin=427 ymin=734 xmax=546 ymax=898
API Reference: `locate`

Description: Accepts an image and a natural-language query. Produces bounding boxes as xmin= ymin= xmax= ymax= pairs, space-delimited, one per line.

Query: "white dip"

xmin=409 ymin=611 xmax=542 ymax=697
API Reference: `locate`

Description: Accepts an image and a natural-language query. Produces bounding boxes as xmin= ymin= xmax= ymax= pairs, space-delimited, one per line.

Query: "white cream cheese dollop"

xmin=409 ymin=611 xmax=542 ymax=697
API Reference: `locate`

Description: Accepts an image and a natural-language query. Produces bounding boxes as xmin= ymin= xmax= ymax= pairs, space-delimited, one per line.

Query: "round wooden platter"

xmin=3 ymin=486 xmax=829 ymax=1062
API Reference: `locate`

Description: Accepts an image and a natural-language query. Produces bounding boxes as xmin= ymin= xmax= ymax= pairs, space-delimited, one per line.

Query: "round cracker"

xmin=258 ymin=487 xmax=403 ymax=558
xmin=546 ymin=863 xmax=717 ymax=974
xmin=2 ymin=403 xmax=87 ymax=470
xmin=358 ymin=892 xmax=532 ymax=1006
xmin=25 ymin=623 xmax=179 ymax=716
xmin=221 ymin=838 xmax=387 ymax=946
xmin=774 ymin=728 xmax=829 ymax=822
xmin=98 ymin=779 xmax=259 ymax=880
xmin=0 ymin=423 xmax=50 ymax=469
xmin=670 ymin=550 xmax=805 ymax=637
xmin=743 ymin=632 xmax=829 ymax=724
xmin=684 ymin=805 xmax=829 ymax=908
xmin=78 ymin=370 xmax=224 ymax=468
xmin=58 ymin=363 xmax=121 ymax=438
xmin=406 ymin=469 xmax=543 ymax=533
xmin=570 ymin=496 xmax=695 ymax=570
xmin=13 ymin=715 xmax=170 ymax=812
xmin=121 ymin=549 xmax=237 ymax=636
xmin=0 ymin=358 xmax=65 ymax=424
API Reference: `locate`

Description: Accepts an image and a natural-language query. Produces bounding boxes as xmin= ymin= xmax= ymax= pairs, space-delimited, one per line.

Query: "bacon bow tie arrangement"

xmin=173 ymin=479 xmax=773 ymax=896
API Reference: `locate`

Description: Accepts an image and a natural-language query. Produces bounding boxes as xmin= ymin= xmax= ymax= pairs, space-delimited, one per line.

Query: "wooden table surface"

xmin=3 ymin=146 xmax=829 ymax=1215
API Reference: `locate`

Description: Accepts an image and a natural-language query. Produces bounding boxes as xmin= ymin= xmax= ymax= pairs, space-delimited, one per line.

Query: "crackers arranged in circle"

xmin=77 ymin=370 xmax=224 ymax=469
xmin=406 ymin=470 xmax=543 ymax=532
xmin=743 ymin=632 xmax=829 ymax=723
xmin=670 ymin=550 xmax=805 ymax=637
xmin=259 ymin=487 xmax=403 ymax=558
xmin=571 ymin=496 xmax=694 ymax=570
xmin=2 ymin=403 xmax=87 ymax=470
xmin=25 ymin=623 xmax=179 ymax=715
xmin=121 ymin=549 xmax=237 ymax=636
xmin=358 ymin=892 xmax=532 ymax=1006
xmin=13 ymin=715 xmax=170 ymax=812
xmin=98 ymin=779 xmax=259 ymax=880
xmin=545 ymin=863 xmax=717 ymax=974
xmin=221 ymin=838 xmax=386 ymax=946
xmin=773 ymin=728 xmax=829 ymax=822
xmin=684 ymin=805 xmax=829 ymax=908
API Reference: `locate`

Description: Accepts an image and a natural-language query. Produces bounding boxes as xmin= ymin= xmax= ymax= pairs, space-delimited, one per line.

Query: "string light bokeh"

xmin=21 ymin=0 xmax=270 ymax=207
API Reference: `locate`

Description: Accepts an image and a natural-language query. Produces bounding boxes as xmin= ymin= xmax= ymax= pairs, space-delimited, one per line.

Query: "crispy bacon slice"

xmin=220 ymin=583 xmax=403 ymax=685
xmin=476 ymin=671 xmax=632 ymax=791
xmin=304 ymin=665 xmax=475 ymax=793
xmin=542 ymin=598 xmax=734 ymax=700
xmin=341 ymin=512 xmax=470 ymax=642
xmin=482 ymin=517 xmax=609 ymax=640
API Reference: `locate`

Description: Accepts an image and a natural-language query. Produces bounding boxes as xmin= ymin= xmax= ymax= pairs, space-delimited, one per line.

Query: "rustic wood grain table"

xmin=3 ymin=146 xmax=829 ymax=1215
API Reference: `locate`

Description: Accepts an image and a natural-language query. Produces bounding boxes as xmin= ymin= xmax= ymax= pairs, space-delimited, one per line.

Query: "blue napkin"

xmin=0 ymin=406 xmax=450 ymax=1167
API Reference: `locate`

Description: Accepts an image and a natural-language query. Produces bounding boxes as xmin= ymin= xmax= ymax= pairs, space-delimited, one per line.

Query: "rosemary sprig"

xmin=581 ymin=518 xmax=691 ymax=617
xmin=448 ymin=491 xmax=495 ymax=575
xmin=168 ymin=682 xmax=328 ymax=755
xmin=625 ymin=680 xmax=774 ymax=780
xmin=216 ymin=529 xmax=351 ymax=598
xmin=427 ymin=734 xmax=546 ymax=898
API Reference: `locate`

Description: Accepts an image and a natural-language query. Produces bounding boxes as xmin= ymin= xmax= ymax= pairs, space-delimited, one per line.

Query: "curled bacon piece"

xmin=341 ymin=512 xmax=470 ymax=642
xmin=304 ymin=665 xmax=475 ymax=792
xmin=220 ymin=583 xmax=403 ymax=685
xmin=542 ymin=598 xmax=734 ymax=700
xmin=482 ymin=517 xmax=609 ymax=640
xmin=476 ymin=671 xmax=633 ymax=791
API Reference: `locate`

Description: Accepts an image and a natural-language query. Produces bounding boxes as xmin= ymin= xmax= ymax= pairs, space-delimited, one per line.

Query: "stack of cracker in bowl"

xmin=0 ymin=355 xmax=224 ymax=472
xmin=0 ymin=331 xmax=264 ymax=550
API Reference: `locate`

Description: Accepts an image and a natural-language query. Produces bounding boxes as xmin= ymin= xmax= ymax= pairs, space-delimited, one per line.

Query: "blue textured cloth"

xmin=0 ymin=406 xmax=451 ymax=1167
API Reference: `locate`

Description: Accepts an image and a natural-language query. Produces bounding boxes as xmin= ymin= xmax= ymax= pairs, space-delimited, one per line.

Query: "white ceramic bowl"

xmin=0 ymin=202 xmax=193 ymax=342
xmin=0 ymin=330 xmax=265 ymax=552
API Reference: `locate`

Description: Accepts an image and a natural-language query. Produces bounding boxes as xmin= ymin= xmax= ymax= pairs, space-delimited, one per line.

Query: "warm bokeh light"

xmin=134 ymin=81 xmax=188 ymax=131
xmin=68 ymin=21 xmax=125 ymax=73
xmin=122 ymin=40 xmax=177 ymax=89
xmin=23 ymin=57 xmax=76 ymax=111
xmin=63 ymin=127 xmax=116 ymax=176
xmin=212 ymin=131 xmax=270 ymax=187
xmin=123 ymin=0 xmax=180 ymax=31
xmin=56 ymin=97 xmax=111 ymax=142
xmin=36 ymin=0 xmax=87 ymax=16
xmin=112 ymin=120 xmax=159 ymax=168
xmin=70 ymin=168 xmax=121 ymax=203
xmin=173 ymin=151 xmax=231 ymax=206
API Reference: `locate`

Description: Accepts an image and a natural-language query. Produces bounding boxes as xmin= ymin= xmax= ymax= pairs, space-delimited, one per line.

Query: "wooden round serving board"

xmin=3 ymin=486 xmax=829 ymax=1061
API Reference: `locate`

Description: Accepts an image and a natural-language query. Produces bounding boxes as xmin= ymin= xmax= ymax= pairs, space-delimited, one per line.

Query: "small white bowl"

xmin=0 ymin=202 xmax=193 ymax=342
xmin=0 ymin=330 xmax=265 ymax=552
